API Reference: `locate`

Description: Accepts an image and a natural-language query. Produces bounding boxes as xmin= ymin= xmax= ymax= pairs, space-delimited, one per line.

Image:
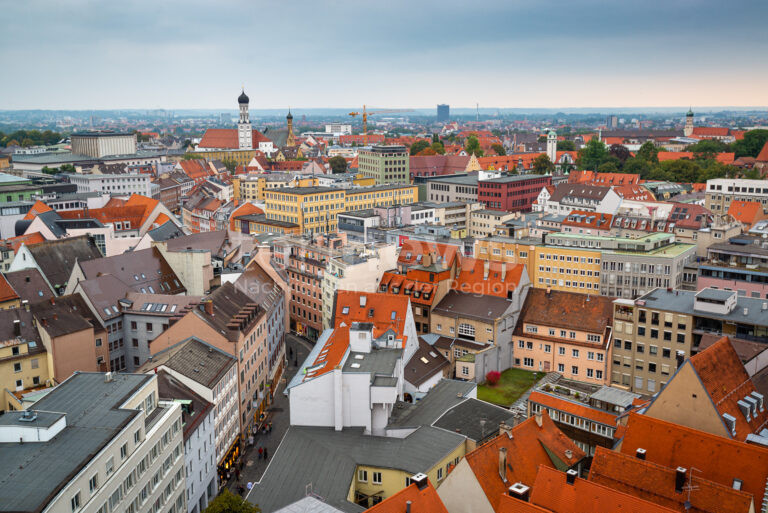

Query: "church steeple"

xmin=237 ymin=87 xmax=252 ymax=149
xmin=684 ymin=107 xmax=694 ymax=137
xmin=286 ymin=108 xmax=296 ymax=147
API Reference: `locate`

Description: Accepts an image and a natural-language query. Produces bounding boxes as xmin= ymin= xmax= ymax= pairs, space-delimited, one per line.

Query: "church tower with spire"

xmin=237 ymin=88 xmax=252 ymax=149
xmin=684 ymin=108 xmax=694 ymax=137
xmin=546 ymin=129 xmax=557 ymax=164
xmin=286 ymin=109 xmax=296 ymax=147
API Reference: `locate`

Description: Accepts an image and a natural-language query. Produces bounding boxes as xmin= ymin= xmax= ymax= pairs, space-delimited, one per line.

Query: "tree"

xmin=417 ymin=147 xmax=437 ymax=156
xmin=623 ymin=158 xmax=652 ymax=178
xmin=221 ymin=159 xmax=237 ymax=173
xmin=60 ymin=164 xmax=76 ymax=173
xmin=486 ymin=371 xmax=501 ymax=386
xmin=491 ymin=143 xmax=506 ymax=156
xmin=432 ymin=133 xmax=440 ymax=144
xmin=686 ymin=139 xmax=729 ymax=158
xmin=556 ymin=140 xmax=575 ymax=151
xmin=731 ymin=129 xmax=768 ymax=158
xmin=576 ymin=139 xmax=608 ymax=170
xmin=409 ymin=140 xmax=430 ymax=156
xmin=430 ymin=141 xmax=445 ymax=155
xmin=204 ymin=489 xmax=260 ymax=513
xmin=533 ymin=154 xmax=555 ymax=173
xmin=608 ymin=144 xmax=631 ymax=166
xmin=634 ymin=141 xmax=659 ymax=164
xmin=328 ymin=156 xmax=348 ymax=173
xmin=465 ymin=135 xmax=483 ymax=156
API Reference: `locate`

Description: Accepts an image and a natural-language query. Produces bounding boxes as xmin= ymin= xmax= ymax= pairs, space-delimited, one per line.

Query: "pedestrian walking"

xmin=263 ymin=447 xmax=269 ymax=461
xmin=258 ymin=446 xmax=263 ymax=460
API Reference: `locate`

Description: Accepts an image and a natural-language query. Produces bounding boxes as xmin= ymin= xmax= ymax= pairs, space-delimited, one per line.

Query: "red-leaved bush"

xmin=486 ymin=371 xmax=501 ymax=385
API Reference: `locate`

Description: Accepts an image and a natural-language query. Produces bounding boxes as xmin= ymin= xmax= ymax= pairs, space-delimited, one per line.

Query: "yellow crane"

xmin=348 ymin=105 xmax=414 ymax=145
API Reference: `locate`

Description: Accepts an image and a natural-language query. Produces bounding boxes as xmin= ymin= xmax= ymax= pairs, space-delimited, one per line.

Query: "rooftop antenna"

xmin=683 ymin=467 xmax=701 ymax=511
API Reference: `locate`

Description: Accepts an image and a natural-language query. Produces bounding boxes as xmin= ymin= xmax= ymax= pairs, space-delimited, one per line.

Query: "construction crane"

xmin=348 ymin=105 xmax=414 ymax=145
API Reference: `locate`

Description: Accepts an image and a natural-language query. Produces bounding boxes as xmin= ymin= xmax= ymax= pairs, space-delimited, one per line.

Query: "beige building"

xmin=469 ymin=209 xmax=515 ymax=238
xmin=0 ymin=372 xmax=185 ymax=513
xmin=705 ymin=178 xmax=768 ymax=214
xmin=71 ymin=131 xmax=138 ymax=158
xmin=321 ymin=244 xmax=398 ymax=329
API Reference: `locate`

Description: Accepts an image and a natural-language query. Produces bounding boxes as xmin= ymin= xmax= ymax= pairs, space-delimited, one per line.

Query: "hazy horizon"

xmin=2 ymin=0 xmax=767 ymax=110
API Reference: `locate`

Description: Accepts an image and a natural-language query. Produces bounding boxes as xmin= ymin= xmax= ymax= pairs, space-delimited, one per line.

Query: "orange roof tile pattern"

xmin=478 ymin=153 xmax=542 ymax=171
xmin=3 ymin=232 xmax=46 ymax=252
xmin=516 ymin=288 xmax=614 ymax=337
xmin=197 ymin=128 xmax=272 ymax=149
xmin=366 ymin=480 xmax=449 ymax=513
xmin=561 ymin=210 xmax=614 ymax=230
xmin=612 ymin=184 xmax=655 ymax=201
xmin=657 ymin=151 xmax=735 ymax=165
xmin=688 ymin=336 xmax=768 ymax=440
xmin=379 ymin=271 xmax=437 ymax=306
xmin=333 ymin=290 xmax=411 ymax=340
xmin=304 ymin=325 xmax=349 ymax=381
xmin=397 ymin=240 xmax=458 ymax=269
xmin=497 ymin=465 xmax=679 ymax=513
xmin=589 ymin=446 xmax=752 ymax=513
xmin=728 ymin=200 xmax=765 ymax=226
xmin=229 ymin=202 xmax=264 ymax=230
xmin=22 ymin=200 xmax=53 ymax=221
xmin=618 ymin=412 xmax=768 ymax=506
xmin=0 ymin=273 xmax=20 ymax=303
xmin=568 ymin=171 xmax=640 ymax=186
xmin=692 ymin=127 xmax=732 ymax=137
xmin=465 ymin=411 xmax=585 ymax=512
xmin=757 ymin=142 xmax=768 ymax=163
xmin=528 ymin=391 xmax=617 ymax=426
xmin=453 ymin=258 xmax=524 ymax=298
xmin=177 ymin=159 xmax=215 ymax=181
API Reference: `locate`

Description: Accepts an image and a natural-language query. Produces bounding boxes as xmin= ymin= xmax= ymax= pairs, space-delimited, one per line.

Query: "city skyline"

xmin=2 ymin=0 xmax=767 ymax=110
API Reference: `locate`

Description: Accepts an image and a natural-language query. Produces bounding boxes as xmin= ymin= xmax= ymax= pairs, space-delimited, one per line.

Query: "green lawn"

xmin=477 ymin=368 xmax=541 ymax=406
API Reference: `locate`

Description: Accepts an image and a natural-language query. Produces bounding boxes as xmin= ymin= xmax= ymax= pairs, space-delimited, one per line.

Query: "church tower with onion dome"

xmin=237 ymin=88 xmax=252 ymax=149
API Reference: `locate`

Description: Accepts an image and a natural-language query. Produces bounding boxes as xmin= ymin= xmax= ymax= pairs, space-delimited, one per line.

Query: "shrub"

xmin=486 ymin=371 xmax=501 ymax=386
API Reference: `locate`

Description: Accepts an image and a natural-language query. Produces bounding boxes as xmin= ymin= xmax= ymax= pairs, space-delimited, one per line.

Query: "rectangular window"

xmin=358 ymin=470 xmax=367 ymax=482
xmin=372 ymin=472 xmax=382 ymax=485
xmin=71 ymin=492 xmax=81 ymax=512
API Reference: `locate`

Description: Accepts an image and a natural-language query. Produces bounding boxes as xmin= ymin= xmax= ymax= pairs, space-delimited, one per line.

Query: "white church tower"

xmin=237 ymin=89 xmax=252 ymax=150
xmin=684 ymin=108 xmax=694 ymax=137
xmin=546 ymin=129 xmax=557 ymax=164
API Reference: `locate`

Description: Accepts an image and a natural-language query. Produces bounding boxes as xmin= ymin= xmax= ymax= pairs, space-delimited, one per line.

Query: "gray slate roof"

xmin=143 ymin=337 xmax=236 ymax=388
xmin=387 ymin=379 xmax=476 ymax=429
xmin=248 ymin=426 xmax=463 ymax=513
xmin=25 ymin=235 xmax=102 ymax=291
xmin=0 ymin=372 xmax=152 ymax=513
xmin=432 ymin=398 xmax=515 ymax=443
xmin=273 ymin=497 xmax=347 ymax=513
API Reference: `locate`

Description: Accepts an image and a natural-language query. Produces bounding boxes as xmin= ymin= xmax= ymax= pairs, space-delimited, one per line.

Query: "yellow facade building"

xmin=233 ymin=174 xmax=318 ymax=202
xmin=264 ymin=184 xmax=417 ymax=235
xmin=191 ymin=149 xmax=263 ymax=167
xmin=0 ymin=338 xmax=49 ymax=400
xmin=474 ymin=237 xmax=602 ymax=295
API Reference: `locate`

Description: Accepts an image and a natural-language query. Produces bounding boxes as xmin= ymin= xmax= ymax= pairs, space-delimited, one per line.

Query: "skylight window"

xmin=170 ymin=304 xmax=177 ymax=313
xmin=342 ymin=306 xmax=349 ymax=315
xmin=391 ymin=311 xmax=396 ymax=320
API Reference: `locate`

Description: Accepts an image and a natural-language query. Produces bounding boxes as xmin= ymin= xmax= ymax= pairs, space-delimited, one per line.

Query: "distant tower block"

xmin=684 ymin=108 xmax=694 ymax=137
xmin=437 ymin=104 xmax=449 ymax=122
xmin=237 ymin=88 xmax=252 ymax=149
xmin=547 ymin=130 xmax=557 ymax=164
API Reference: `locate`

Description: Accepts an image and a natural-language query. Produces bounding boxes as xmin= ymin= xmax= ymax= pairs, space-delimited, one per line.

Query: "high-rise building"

xmin=437 ymin=104 xmax=450 ymax=122
xmin=606 ymin=115 xmax=618 ymax=129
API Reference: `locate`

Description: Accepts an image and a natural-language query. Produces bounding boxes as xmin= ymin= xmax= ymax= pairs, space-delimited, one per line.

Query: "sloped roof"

xmin=398 ymin=240 xmax=458 ymax=269
xmin=453 ymin=258 xmax=524 ymax=298
xmin=432 ymin=289 xmax=514 ymax=322
xmin=197 ymin=128 xmax=271 ymax=149
xmin=561 ymin=210 xmax=613 ymax=230
xmin=728 ymin=200 xmax=764 ymax=225
xmin=497 ymin=465 xmax=678 ymax=513
xmin=688 ymin=336 xmax=768 ymax=440
xmin=3 ymin=232 xmax=46 ymax=252
xmin=527 ymin=391 xmax=617 ymax=426
xmin=589 ymin=446 xmax=753 ymax=513
xmin=78 ymin=247 xmax=185 ymax=296
xmin=756 ymin=141 xmax=768 ymax=163
xmin=405 ymin=337 xmax=450 ymax=387
xmin=25 ymin=235 xmax=103 ymax=291
xmin=465 ymin=411 xmax=584 ymax=512
xmin=367 ymin=480 xmax=448 ymax=513
xmin=516 ymin=288 xmax=614 ymax=335
xmin=334 ymin=291 xmax=411 ymax=340
xmin=409 ymin=155 xmax=470 ymax=175
xmin=618 ymin=412 xmax=768 ymax=507
xmin=31 ymin=294 xmax=100 ymax=338
xmin=548 ymin=183 xmax=611 ymax=203
xmin=4 ymin=268 xmax=54 ymax=302
xmin=658 ymin=151 xmax=735 ymax=165
xmin=0 ymin=273 xmax=19 ymax=303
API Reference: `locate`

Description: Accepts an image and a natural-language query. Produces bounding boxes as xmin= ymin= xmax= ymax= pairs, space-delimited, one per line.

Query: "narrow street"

xmin=226 ymin=333 xmax=312 ymax=497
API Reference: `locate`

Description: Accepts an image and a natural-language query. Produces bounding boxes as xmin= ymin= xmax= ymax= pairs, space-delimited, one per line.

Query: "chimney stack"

xmin=675 ymin=467 xmax=687 ymax=493
xmin=508 ymin=483 xmax=530 ymax=502
xmin=405 ymin=501 xmax=411 ymax=513
xmin=636 ymin=448 xmax=646 ymax=460
xmin=410 ymin=473 xmax=428 ymax=490
xmin=566 ymin=469 xmax=577 ymax=485
xmin=499 ymin=447 xmax=508 ymax=482
xmin=204 ymin=300 xmax=213 ymax=315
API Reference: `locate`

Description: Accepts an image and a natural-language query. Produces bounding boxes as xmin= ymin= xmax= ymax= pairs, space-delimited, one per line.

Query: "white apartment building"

xmin=0 ymin=372 xmax=185 ymax=513
xmin=705 ymin=178 xmax=768 ymax=213
xmin=141 ymin=337 xmax=240 ymax=478
xmin=69 ymin=173 xmax=152 ymax=197
xmin=320 ymin=244 xmax=398 ymax=330
xmin=71 ymin=132 xmax=138 ymax=158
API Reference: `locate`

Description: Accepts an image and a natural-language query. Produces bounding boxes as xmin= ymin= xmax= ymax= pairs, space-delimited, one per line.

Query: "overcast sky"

xmin=2 ymin=0 xmax=767 ymax=110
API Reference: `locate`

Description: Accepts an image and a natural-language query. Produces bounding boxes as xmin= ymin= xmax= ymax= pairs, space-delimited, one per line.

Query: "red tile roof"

xmin=657 ymin=151 xmax=735 ymax=165
xmin=338 ymin=134 xmax=386 ymax=145
xmin=304 ymin=325 xmax=350 ymax=380
xmin=366 ymin=480 xmax=449 ymax=513
xmin=561 ymin=210 xmax=614 ymax=230
xmin=409 ymin=155 xmax=471 ymax=176
xmin=692 ymin=127 xmax=732 ymax=137
xmin=757 ymin=142 xmax=768 ymax=163
xmin=0 ymin=273 xmax=20 ymax=303
xmin=728 ymin=200 xmax=765 ymax=227
xmin=379 ymin=271 xmax=437 ymax=306
xmin=23 ymin=200 xmax=53 ymax=221
xmin=516 ymin=288 xmax=614 ymax=337
xmin=612 ymin=184 xmax=655 ymax=201
xmin=688 ymin=336 xmax=768 ymax=440
xmin=229 ymin=202 xmax=264 ymax=230
xmin=465 ymin=411 xmax=585 ymax=512
xmin=568 ymin=171 xmax=641 ymax=186
xmin=618 ymin=412 xmax=768 ymax=507
xmin=497 ymin=465 xmax=679 ymax=513
xmin=334 ymin=291 xmax=411 ymax=341
xmin=528 ymin=391 xmax=617 ymax=426
xmin=177 ymin=159 xmax=215 ymax=181
xmin=3 ymin=232 xmax=46 ymax=252
xmin=589 ymin=446 xmax=753 ymax=513
xmin=398 ymin=240 xmax=458 ymax=270
xmin=197 ymin=128 xmax=271 ymax=149
xmin=453 ymin=258 xmax=525 ymax=298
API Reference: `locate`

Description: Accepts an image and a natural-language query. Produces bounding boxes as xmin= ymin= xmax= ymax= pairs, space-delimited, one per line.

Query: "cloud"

xmin=1 ymin=0 xmax=767 ymax=109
